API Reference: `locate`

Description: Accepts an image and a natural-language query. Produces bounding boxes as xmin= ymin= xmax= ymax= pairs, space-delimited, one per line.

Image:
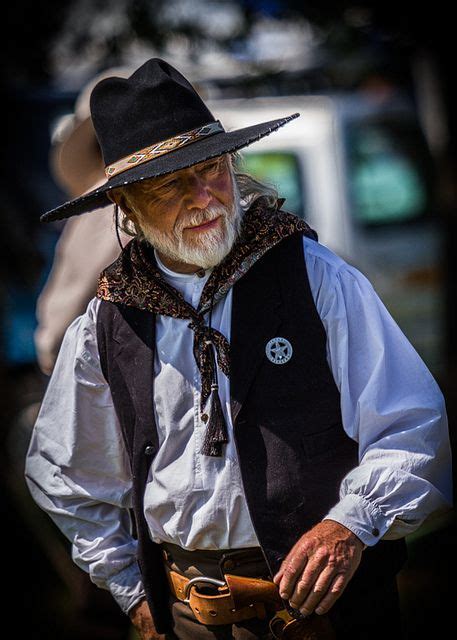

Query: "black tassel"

xmin=114 ymin=204 xmax=124 ymax=251
xmin=201 ymin=382 xmax=229 ymax=457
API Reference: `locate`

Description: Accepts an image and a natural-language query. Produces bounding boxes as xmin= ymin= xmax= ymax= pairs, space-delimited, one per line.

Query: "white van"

xmin=208 ymin=94 xmax=445 ymax=378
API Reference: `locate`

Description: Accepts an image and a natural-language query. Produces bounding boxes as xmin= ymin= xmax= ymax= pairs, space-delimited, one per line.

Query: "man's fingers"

xmin=272 ymin=566 xmax=284 ymax=585
xmin=289 ymin=561 xmax=334 ymax=612
xmin=314 ymin=573 xmax=347 ymax=615
xmin=273 ymin=539 xmax=304 ymax=584
xmin=274 ymin=549 xmax=309 ymax=599
xmin=274 ymin=521 xmax=364 ymax=606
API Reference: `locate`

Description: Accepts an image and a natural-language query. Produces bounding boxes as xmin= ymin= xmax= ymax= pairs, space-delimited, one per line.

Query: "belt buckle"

xmin=183 ymin=576 xmax=227 ymax=604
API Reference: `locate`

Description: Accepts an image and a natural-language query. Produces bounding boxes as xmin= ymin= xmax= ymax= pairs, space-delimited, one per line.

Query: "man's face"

xmin=114 ymin=154 xmax=242 ymax=270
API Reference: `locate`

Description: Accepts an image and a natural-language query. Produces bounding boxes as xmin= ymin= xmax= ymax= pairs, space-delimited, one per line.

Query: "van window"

xmin=238 ymin=151 xmax=304 ymax=216
xmin=345 ymin=118 xmax=433 ymax=226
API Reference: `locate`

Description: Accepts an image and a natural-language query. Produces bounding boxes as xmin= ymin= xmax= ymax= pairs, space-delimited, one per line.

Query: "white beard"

xmin=139 ymin=184 xmax=243 ymax=269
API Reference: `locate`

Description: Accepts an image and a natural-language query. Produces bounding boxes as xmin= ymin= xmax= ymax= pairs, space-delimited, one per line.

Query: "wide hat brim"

xmin=40 ymin=113 xmax=299 ymax=223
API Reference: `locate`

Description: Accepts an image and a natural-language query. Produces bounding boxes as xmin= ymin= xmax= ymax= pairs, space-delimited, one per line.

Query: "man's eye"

xmin=201 ymin=161 xmax=221 ymax=174
xmin=159 ymin=179 xmax=178 ymax=190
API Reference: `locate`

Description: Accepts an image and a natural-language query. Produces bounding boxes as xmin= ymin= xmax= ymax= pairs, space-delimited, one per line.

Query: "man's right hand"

xmin=129 ymin=599 xmax=167 ymax=640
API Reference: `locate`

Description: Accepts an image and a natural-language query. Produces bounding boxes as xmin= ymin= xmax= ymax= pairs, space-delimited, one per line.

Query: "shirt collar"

xmin=154 ymin=249 xmax=212 ymax=282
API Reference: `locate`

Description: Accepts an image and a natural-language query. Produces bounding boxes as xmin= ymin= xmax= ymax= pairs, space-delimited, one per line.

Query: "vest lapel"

xmin=229 ymin=246 xmax=283 ymax=425
xmin=111 ymin=304 xmax=159 ymax=451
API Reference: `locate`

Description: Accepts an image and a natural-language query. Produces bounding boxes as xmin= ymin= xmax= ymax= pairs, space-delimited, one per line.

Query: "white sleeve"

xmin=303 ymin=237 xmax=453 ymax=547
xmin=25 ymin=296 xmax=145 ymax=614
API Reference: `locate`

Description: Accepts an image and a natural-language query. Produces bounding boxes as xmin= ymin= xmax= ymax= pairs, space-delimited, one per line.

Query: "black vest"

xmin=96 ymin=233 xmax=406 ymax=632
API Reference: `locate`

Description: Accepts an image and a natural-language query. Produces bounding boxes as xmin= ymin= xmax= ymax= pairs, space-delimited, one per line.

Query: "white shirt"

xmin=24 ymin=236 xmax=453 ymax=614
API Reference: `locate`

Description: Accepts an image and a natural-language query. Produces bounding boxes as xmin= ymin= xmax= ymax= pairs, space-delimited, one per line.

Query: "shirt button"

xmin=201 ymin=413 xmax=209 ymax=423
xmin=144 ymin=444 xmax=155 ymax=456
xmin=372 ymin=527 xmax=380 ymax=537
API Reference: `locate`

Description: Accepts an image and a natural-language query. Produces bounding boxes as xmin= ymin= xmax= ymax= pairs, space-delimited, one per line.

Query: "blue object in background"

xmin=1 ymin=86 xmax=76 ymax=367
xmin=3 ymin=227 xmax=60 ymax=365
xmin=3 ymin=287 xmax=40 ymax=364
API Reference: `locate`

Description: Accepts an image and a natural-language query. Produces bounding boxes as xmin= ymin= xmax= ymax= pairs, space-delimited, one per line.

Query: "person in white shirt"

xmin=25 ymin=58 xmax=453 ymax=640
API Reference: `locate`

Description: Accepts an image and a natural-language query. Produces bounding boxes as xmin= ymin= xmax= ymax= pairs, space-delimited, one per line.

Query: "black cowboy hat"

xmin=40 ymin=58 xmax=299 ymax=223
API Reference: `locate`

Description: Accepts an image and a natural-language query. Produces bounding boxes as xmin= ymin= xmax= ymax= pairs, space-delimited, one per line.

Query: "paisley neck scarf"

xmin=96 ymin=196 xmax=317 ymax=456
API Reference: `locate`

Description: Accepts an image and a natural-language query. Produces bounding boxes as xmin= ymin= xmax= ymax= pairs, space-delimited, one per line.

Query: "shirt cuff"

xmin=322 ymin=493 xmax=391 ymax=547
xmin=105 ymin=562 xmax=146 ymax=614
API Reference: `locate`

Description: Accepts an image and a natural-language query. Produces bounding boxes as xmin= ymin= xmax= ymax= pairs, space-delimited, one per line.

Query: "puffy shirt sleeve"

xmin=303 ymin=237 xmax=453 ymax=547
xmin=24 ymin=296 xmax=145 ymax=613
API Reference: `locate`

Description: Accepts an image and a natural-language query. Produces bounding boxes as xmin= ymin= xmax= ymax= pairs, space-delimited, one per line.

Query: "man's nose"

xmin=183 ymin=175 xmax=212 ymax=210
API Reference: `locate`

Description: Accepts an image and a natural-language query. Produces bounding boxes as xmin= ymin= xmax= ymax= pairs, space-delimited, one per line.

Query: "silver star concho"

xmin=265 ymin=337 xmax=293 ymax=365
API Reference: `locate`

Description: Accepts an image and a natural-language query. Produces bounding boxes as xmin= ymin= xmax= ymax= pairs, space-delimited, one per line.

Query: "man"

xmin=25 ymin=58 xmax=452 ymax=640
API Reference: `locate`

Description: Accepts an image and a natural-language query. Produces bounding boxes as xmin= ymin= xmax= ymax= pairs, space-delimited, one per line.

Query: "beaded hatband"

xmin=105 ymin=121 xmax=224 ymax=178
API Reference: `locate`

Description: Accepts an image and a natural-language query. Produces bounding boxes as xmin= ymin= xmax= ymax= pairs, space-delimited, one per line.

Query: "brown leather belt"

xmin=165 ymin=566 xmax=267 ymax=625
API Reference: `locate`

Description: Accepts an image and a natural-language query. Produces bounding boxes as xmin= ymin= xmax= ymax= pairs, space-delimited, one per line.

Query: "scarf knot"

xmin=188 ymin=321 xmax=231 ymax=405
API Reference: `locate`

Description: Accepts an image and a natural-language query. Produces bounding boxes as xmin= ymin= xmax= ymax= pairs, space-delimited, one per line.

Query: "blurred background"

xmin=1 ymin=0 xmax=455 ymax=637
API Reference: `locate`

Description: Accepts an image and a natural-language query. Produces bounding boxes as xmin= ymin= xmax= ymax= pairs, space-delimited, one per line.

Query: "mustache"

xmin=175 ymin=205 xmax=231 ymax=233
